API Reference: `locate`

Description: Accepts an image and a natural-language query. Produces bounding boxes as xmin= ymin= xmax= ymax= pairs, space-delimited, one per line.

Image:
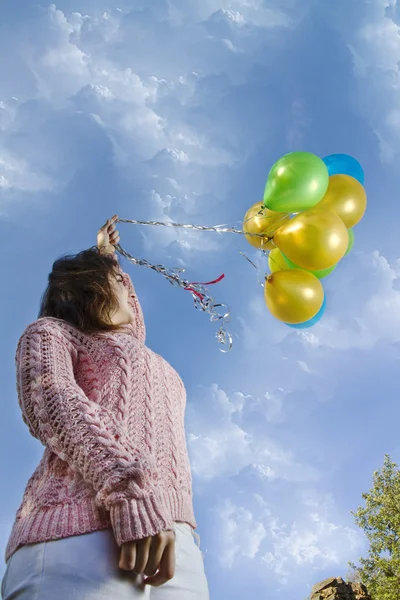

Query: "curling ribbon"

xmin=184 ymin=274 xmax=225 ymax=301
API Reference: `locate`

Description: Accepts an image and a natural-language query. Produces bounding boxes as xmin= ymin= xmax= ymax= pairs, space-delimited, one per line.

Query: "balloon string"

xmin=113 ymin=214 xmax=288 ymax=351
xmin=114 ymin=242 xmax=232 ymax=352
xmin=240 ymin=253 xmax=266 ymax=287
xmin=239 ymin=248 xmax=287 ymax=285
xmin=116 ymin=216 xmax=283 ymax=240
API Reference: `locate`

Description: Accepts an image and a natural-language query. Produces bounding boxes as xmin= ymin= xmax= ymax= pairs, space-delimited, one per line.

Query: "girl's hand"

xmin=119 ymin=529 xmax=176 ymax=587
xmin=97 ymin=214 xmax=120 ymax=254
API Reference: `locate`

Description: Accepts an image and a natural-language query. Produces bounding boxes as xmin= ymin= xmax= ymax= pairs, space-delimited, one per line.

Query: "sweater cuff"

xmin=110 ymin=493 xmax=174 ymax=546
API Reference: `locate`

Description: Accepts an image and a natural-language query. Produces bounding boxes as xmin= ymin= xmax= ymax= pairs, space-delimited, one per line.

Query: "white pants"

xmin=1 ymin=522 xmax=210 ymax=599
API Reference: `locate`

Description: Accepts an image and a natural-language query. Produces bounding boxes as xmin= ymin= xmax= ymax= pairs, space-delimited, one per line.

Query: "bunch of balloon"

xmin=243 ymin=152 xmax=366 ymax=328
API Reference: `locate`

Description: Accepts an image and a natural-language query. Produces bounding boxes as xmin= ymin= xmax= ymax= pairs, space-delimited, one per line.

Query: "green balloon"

xmin=283 ymin=253 xmax=336 ymax=279
xmin=263 ymin=152 xmax=329 ymax=213
xmin=345 ymin=228 xmax=355 ymax=255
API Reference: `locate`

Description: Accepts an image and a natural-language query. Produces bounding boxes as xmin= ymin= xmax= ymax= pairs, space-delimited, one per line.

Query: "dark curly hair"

xmin=38 ymin=246 xmax=125 ymax=333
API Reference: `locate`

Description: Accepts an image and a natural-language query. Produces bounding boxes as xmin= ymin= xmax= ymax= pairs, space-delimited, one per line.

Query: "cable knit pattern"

xmin=4 ymin=254 xmax=196 ymax=564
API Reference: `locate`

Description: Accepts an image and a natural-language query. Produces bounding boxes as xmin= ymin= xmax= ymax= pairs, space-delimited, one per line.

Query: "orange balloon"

xmin=316 ymin=174 xmax=367 ymax=228
xmin=243 ymin=202 xmax=289 ymax=250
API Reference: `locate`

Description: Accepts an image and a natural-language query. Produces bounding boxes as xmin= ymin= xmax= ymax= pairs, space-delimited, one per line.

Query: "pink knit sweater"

xmin=5 ymin=253 xmax=196 ymax=564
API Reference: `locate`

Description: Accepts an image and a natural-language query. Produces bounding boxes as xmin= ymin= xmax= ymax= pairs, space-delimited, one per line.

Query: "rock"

xmin=352 ymin=583 xmax=369 ymax=595
xmin=310 ymin=577 xmax=371 ymax=600
xmin=311 ymin=578 xmax=338 ymax=595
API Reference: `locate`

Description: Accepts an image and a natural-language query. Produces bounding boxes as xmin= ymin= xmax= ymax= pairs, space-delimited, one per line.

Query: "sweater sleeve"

xmin=15 ymin=324 xmax=173 ymax=545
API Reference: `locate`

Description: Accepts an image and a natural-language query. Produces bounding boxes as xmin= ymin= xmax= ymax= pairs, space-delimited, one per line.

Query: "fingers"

xmin=133 ymin=537 xmax=152 ymax=574
xmin=97 ymin=215 xmax=120 ymax=253
xmin=107 ymin=215 xmax=119 ymax=245
xmin=119 ymin=537 xmax=154 ymax=574
xmin=108 ymin=214 xmax=118 ymax=225
xmin=98 ymin=215 xmax=118 ymax=233
xmin=104 ymin=216 xmax=120 ymax=245
xmin=144 ymin=542 xmax=165 ymax=577
xmin=119 ymin=531 xmax=176 ymax=588
xmin=144 ymin=542 xmax=176 ymax=587
xmin=119 ymin=541 xmax=136 ymax=571
xmin=107 ymin=215 xmax=119 ymax=233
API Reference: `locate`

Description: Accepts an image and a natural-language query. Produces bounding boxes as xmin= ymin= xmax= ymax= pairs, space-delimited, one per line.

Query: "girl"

xmin=1 ymin=216 xmax=210 ymax=599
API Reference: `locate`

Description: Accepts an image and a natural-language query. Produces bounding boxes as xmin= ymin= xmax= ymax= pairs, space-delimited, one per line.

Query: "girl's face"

xmin=108 ymin=271 xmax=134 ymax=325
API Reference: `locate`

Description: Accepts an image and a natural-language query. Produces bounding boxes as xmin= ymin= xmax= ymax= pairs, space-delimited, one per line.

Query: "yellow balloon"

xmin=265 ymin=269 xmax=324 ymax=324
xmin=273 ymin=207 xmax=348 ymax=271
xmin=316 ymin=174 xmax=367 ymax=228
xmin=243 ymin=202 xmax=290 ymax=250
xmin=268 ymin=248 xmax=289 ymax=273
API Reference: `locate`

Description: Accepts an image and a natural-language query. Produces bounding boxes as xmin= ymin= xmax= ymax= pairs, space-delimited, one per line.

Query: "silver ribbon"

xmin=240 ymin=252 xmax=267 ymax=288
xmin=113 ymin=215 xmax=287 ymax=351
xmin=114 ymin=226 xmax=233 ymax=351
xmin=116 ymin=217 xmax=280 ymax=239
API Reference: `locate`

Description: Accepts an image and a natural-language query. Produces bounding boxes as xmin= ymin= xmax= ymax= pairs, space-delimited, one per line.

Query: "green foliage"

xmin=350 ymin=455 xmax=400 ymax=600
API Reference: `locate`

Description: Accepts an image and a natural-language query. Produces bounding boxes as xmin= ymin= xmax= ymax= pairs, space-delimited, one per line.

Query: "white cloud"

xmin=186 ymin=383 xmax=319 ymax=483
xmin=23 ymin=5 xmax=90 ymax=104
xmin=215 ymin=499 xmax=267 ymax=569
xmin=168 ymin=0 xmax=290 ymax=25
xmin=211 ymin=492 xmax=363 ymax=580
xmin=0 ymin=4 xmax=246 ymax=225
xmin=304 ymin=250 xmax=400 ymax=350
xmin=326 ymin=0 xmax=400 ymax=161
xmin=0 ymin=149 xmax=54 ymax=193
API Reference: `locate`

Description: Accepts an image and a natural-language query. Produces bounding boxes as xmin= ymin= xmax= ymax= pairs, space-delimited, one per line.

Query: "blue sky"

xmin=1 ymin=1 xmax=400 ymax=598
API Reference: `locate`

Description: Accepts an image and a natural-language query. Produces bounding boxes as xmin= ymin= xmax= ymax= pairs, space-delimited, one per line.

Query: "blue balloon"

xmin=286 ymin=296 xmax=326 ymax=329
xmin=323 ymin=153 xmax=364 ymax=185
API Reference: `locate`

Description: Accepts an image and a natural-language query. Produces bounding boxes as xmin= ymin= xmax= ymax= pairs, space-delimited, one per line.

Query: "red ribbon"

xmin=184 ymin=274 xmax=225 ymax=302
